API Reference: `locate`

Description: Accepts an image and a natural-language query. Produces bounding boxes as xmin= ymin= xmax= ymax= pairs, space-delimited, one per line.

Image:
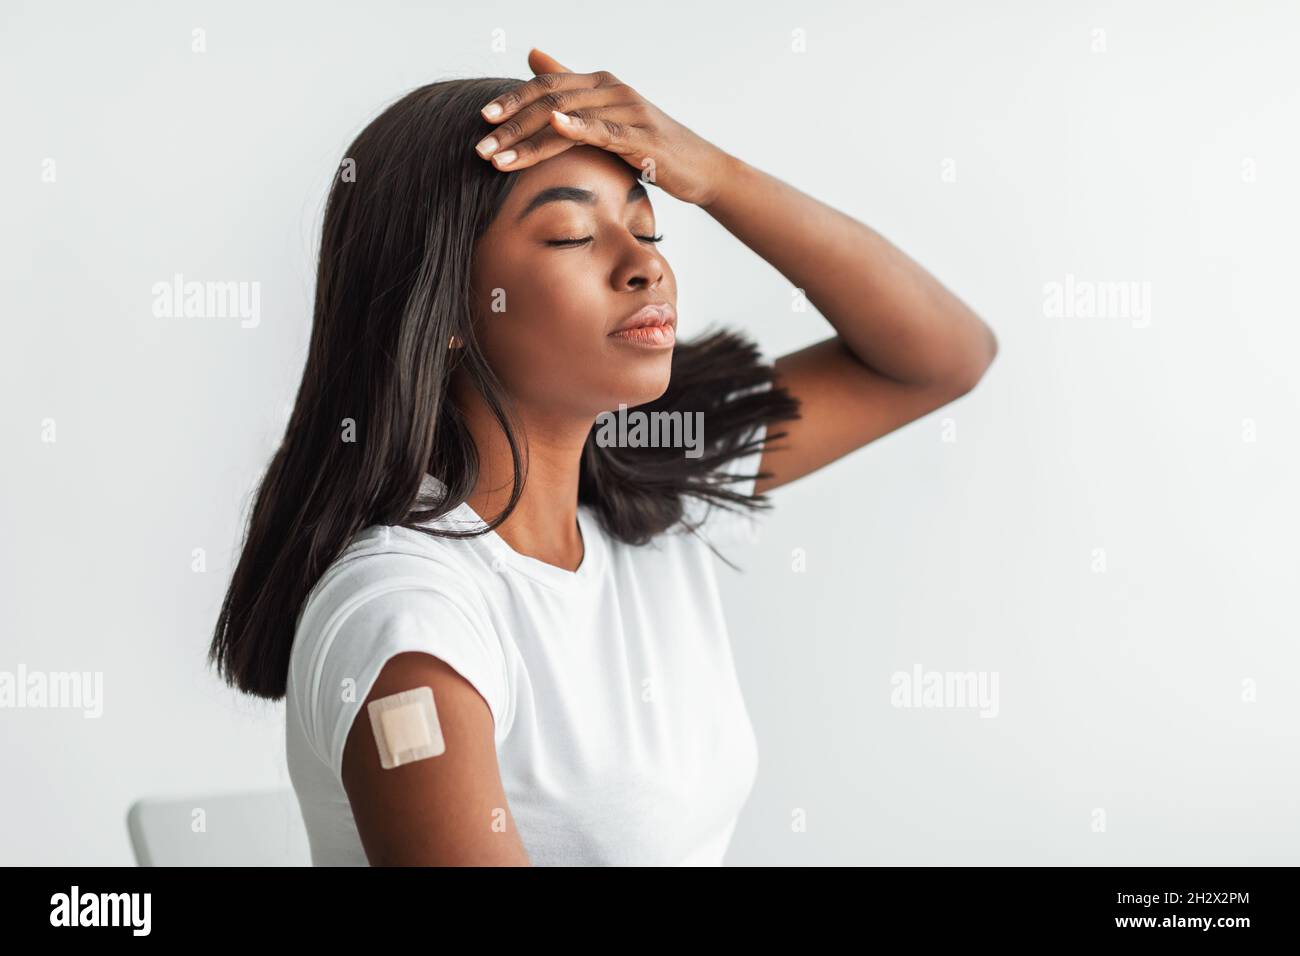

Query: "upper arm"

xmin=753 ymin=336 xmax=989 ymax=495
xmin=341 ymin=650 xmax=530 ymax=866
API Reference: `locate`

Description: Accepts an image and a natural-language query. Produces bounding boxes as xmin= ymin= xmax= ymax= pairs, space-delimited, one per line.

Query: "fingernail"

xmin=476 ymin=136 xmax=499 ymax=157
xmin=481 ymin=102 xmax=503 ymax=120
xmin=552 ymin=110 xmax=571 ymax=125
xmin=493 ymin=150 xmax=517 ymax=167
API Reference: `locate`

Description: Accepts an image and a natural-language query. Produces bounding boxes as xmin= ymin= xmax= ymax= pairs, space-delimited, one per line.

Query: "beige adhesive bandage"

xmin=367 ymin=686 xmax=446 ymax=769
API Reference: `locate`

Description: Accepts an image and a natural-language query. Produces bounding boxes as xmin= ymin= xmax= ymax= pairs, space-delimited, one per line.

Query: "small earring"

xmin=447 ymin=334 xmax=463 ymax=349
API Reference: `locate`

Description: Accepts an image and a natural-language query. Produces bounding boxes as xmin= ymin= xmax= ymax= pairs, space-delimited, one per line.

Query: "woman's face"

xmin=468 ymin=145 xmax=678 ymax=419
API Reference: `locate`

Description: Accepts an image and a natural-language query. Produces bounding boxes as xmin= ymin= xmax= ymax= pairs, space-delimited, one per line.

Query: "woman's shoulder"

xmin=295 ymin=523 xmax=493 ymax=650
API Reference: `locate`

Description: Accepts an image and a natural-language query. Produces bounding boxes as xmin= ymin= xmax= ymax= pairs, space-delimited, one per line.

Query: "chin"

xmin=605 ymin=364 xmax=672 ymax=411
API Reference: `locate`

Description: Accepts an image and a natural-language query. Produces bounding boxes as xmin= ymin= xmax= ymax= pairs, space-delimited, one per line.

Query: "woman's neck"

xmin=454 ymin=379 xmax=592 ymax=572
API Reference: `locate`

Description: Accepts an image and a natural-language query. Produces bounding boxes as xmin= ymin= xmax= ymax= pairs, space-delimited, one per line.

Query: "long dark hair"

xmin=209 ymin=78 xmax=801 ymax=700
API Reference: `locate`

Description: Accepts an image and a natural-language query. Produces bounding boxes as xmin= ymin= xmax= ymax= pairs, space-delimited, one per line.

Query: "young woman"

xmin=209 ymin=48 xmax=997 ymax=866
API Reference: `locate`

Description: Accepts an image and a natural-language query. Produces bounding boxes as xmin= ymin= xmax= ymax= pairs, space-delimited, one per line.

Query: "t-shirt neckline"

xmin=414 ymin=473 xmax=605 ymax=592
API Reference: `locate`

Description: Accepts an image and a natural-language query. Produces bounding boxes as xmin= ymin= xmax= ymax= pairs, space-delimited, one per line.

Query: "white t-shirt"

xmin=285 ymin=423 xmax=767 ymax=866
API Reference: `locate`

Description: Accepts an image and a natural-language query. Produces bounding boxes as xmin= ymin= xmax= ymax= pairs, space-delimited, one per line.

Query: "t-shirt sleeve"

xmin=300 ymin=582 xmax=509 ymax=787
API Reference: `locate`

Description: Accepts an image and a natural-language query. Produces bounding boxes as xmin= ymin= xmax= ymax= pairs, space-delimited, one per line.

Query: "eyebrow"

xmin=516 ymin=180 xmax=649 ymax=222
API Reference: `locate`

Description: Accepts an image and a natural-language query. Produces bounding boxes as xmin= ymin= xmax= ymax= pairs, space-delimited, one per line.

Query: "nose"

xmin=614 ymin=241 xmax=664 ymax=292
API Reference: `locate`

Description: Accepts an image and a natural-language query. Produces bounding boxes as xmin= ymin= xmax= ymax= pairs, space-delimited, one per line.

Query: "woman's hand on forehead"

xmin=473 ymin=48 xmax=737 ymax=208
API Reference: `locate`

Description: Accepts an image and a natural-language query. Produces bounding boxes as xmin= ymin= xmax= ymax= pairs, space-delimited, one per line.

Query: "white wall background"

xmin=4 ymin=0 xmax=1297 ymax=865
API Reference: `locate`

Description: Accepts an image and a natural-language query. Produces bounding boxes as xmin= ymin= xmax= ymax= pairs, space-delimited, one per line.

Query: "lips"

xmin=610 ymin=303 xmax=677 ymax=335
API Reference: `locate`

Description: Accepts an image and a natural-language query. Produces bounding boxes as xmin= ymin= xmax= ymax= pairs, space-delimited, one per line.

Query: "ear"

xmin=528 ymin=47 xmax=573 ymax=75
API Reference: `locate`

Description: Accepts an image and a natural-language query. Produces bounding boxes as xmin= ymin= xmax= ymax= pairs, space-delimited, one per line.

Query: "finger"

xmin=486 ymin=124 xmax=579 ymax=171
xmin=490 ymin=106 xmax=653 ymax=173
xmin=527 ymin=47 xmax=573 ymax=74
xmin=476 ymin=84 xmax=635 ymax=160
xmin=545 ymin=107 xmax=651 ymax=159
xmin=479 ymin=68 xmax=619 ymax=124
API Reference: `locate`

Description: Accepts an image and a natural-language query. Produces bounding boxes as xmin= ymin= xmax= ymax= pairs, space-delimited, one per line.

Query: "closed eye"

xmin=545 ymin=234 xmax=664 ymax=247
